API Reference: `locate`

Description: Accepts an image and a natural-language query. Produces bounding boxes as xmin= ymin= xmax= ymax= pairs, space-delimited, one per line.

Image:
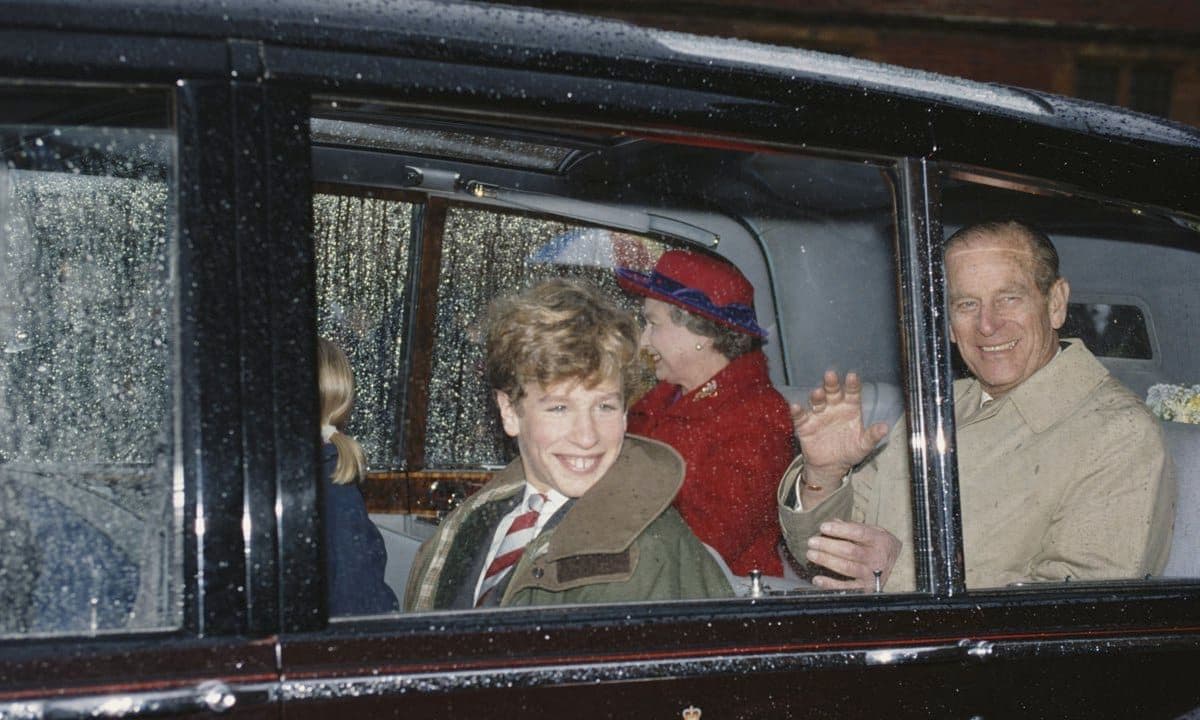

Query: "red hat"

xmin=616 ymin=250 xmax=766 ymax=338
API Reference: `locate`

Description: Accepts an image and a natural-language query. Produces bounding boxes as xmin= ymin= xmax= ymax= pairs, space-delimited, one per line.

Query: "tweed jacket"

xmin=405 ymin=435 xmax=733 ymax=611
xmin=778 ymin=340 xmax=1176 ymax=590
xmin=629 ymin=350 xmax=795 ymax=576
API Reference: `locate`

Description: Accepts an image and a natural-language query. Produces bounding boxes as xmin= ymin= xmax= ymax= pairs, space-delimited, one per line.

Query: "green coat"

xmin=405 ymin=435 xmax=733 ymax=610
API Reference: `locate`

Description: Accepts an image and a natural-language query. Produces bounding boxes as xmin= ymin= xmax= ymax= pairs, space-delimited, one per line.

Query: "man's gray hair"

xmin=946 ymin=219 xmax=1060 ymax=295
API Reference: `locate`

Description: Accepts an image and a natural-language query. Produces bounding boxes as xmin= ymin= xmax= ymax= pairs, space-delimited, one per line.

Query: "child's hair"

xmin=318 ymin=337 xmax=368 ymax=484
xmin=484 ymin=278 xmax=639 ymax=406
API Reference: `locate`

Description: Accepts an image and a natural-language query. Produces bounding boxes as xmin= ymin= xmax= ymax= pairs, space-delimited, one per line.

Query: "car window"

xmin=1060 ymin=301 xmax=1153 ymax=360
xmin=0 ymin=87 xmax=179 ymax=636
xmin=940 ymin=169 xmax=1200 ymax=588
xmin=311 ymin=106 xmax=914 ymax=614
xmin=312 ymin=194 xmax=665 ymax=468
xmin=425 ymin=207 xmax=665 ymax=469
xmin=315 ymin=187 xmax=416 ymax=467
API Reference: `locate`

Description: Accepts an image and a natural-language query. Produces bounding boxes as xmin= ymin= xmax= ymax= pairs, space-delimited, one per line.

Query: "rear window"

xmin=1061 ymin=301 xmax=1153 ymax=360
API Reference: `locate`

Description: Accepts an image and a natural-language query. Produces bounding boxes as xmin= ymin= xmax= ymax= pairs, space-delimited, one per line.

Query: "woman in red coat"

xmin=617 ymin=250 xmax=795 ymax=577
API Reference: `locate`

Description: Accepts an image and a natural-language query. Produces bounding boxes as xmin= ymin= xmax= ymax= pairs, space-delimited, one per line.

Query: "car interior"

xmin=308 ymin=104 xmax=1200 ymax=601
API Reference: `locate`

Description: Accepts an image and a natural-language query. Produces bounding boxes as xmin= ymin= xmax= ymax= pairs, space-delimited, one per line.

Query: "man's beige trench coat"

xmin=778 ymin=340 xmax=1176 ymax=590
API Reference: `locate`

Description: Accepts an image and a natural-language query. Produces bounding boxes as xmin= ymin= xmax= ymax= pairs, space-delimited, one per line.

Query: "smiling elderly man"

xmin=778 ymin=219 xmax=1176 ymax=592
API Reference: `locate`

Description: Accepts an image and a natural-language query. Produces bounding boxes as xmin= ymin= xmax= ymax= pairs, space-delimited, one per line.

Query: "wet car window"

xmin=0 ymin=88 xmax=179 ymax=636
xmin=1061 ymin=302 xmax=1153 ymax=360
xmin=310 ymin=107 xmax=912 ymax=613
xmin=940 ymin=170 xmax=1200 ymax=588
xmin=425 ymin=208 xmax=664 ymax=469
xmin=315 ymin=188 xmax=416 ymax=466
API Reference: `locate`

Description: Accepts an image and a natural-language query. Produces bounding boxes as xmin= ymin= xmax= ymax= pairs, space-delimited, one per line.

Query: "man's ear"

xmin=1048 ymin=277 xmax=1070 ymax=330
xmin=495 ymin=391 xmax=521 ymax=438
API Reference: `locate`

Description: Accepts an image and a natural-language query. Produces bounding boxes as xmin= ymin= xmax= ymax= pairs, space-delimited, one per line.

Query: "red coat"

xmin=628 ymin=351 xmax=795 ymax=576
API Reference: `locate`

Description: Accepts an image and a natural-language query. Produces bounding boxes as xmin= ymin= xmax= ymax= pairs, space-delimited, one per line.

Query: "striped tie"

xmin=476 ymin=492 xmax=547 ymax=605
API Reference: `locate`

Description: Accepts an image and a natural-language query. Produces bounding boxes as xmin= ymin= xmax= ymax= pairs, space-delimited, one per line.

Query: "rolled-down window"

xmin=939 ymin=168 xmax=1199 ymax=589
xmin=310 ymin=107 xmax=910 ymax=613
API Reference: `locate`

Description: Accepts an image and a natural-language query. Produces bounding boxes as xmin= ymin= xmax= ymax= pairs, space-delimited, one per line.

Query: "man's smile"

xmin=980 ymin=339 xmax=1018 ymax=353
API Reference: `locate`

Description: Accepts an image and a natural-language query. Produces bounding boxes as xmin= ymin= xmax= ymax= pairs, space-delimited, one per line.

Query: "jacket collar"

xmin=957 ymin=338 xmax=1108 ymax=433
xmin=490 ymin=434 xmax=684 ymax=563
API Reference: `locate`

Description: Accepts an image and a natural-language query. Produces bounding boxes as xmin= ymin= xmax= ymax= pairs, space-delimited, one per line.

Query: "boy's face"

xmin=495 ymin=376 xmax=626 ymax=498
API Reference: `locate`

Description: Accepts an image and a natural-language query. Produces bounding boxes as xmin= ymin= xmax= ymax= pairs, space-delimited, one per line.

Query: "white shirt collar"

xmin=525 ymin=484 xmax=570 ymax=527
xmin=474 ymin=483 xmax=570 ymax=602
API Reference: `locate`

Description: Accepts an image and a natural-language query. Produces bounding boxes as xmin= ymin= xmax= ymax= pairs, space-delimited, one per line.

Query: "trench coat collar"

xmin=489 ymin=434 xmax=684 ymax=562
xmin=956 ymin=338 xmax=1108 ymax=433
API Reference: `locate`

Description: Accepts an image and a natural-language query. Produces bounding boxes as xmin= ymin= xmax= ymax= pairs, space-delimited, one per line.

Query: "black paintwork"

xmin=176 ymin=79 xmax=248 ymax=638
xmin=0 ymin=0 xmax=1196 ymax=213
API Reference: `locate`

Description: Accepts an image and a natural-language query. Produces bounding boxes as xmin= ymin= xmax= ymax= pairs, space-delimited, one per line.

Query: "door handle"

xmin=0 ymin=680 xmax=273 ymax=719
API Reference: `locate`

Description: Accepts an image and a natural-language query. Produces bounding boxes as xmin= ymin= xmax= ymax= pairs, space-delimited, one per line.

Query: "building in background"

xmin=502 ymin=0 xmax=1200 ymax=127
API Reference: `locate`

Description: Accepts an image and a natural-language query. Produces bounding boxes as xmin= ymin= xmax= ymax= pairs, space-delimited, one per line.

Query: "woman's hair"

xmin=485 ymin=278 xmax=640 ymax=406
xmin=318 ymin=337 xmax=367 ymax=484
xmin=667 ymin=306 xmax=760 ymax=359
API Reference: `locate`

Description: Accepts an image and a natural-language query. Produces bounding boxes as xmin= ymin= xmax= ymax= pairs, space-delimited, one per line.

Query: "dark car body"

xmin=1 ymin=1 xmax=1199 ymax=718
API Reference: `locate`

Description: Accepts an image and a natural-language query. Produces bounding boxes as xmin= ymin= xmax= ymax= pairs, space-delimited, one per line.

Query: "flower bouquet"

xmin=1146 ymin=383 xmax=1200 ymax=425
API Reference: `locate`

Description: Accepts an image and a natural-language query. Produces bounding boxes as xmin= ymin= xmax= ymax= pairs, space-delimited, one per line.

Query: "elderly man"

xmin=778 ymin=220 xmax=1176 ymax=591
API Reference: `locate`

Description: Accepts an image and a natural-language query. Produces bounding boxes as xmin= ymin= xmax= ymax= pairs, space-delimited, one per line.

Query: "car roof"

xmin=4 ymin=0 xmax=1199 ymax=213
xmin=0 ymin=0 xmax=1192 ymax=134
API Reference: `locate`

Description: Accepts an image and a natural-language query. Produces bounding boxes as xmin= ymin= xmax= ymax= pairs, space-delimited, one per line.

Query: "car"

xmin=1 ymin=0 xmax=1199 ymax=717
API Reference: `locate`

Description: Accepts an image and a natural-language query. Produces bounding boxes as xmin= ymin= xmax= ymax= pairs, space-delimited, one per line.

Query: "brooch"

xmin=694 ymin=379 xmax=718 ymax=400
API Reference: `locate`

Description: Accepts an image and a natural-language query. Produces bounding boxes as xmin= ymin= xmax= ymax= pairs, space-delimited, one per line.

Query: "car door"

xmin=0 ymin=28 xmax=294 ymax=718
xmin=924 ymin=163 xmax=1200 ymax=716
xmin=229 ymin=4 xmax=1200 ymax=718
xmin=275 ymin=72 xmax=966 ymax=720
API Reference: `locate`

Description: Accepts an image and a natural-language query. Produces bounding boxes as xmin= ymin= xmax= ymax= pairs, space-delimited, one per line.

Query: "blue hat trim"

xmin=617 ymin=267 xmax=767 ymax=338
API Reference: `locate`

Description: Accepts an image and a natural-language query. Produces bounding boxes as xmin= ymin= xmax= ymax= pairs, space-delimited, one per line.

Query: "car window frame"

xmin=0 ymin=31 xmax=295 ymax=714
xmin=928 ymin=161 xmax=1200 ymax=591
xmin=4 ymin=7 xmax=1198 ymax=714
xmin=301 ymin=101 xmax=953 ymax=610
xmin=290 ymin=70 xmax=1200 ymax=616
